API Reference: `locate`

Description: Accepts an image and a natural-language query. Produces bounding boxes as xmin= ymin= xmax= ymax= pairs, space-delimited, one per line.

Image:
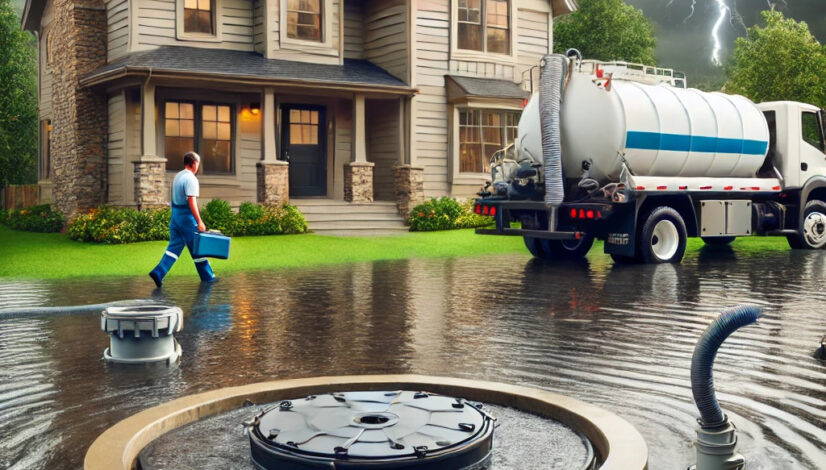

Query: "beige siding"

xmin=413 ymin=0 xmax=450 ymax=196
xmin=38 ymin=30 xmax=53 ymax=119
xmin=516 ymin=8 xmax=550 ymax=89
xmin=333 ymin=99 xmax=352 ymax=199
xmin=364 ymin=0 xmax=407 ymax=81
xmin=253 ymin=2 xmax=265 ymax=54
xmin=343 ymin=0 xmax=364 ymax=59
xmin=124 ymin=89 xmax=142 ymax=206
xmin=366 ymin=99 xmax=400 ymax=201
xmin=137 ymin=0 xmax=254 ymax=51
xmin=107 ymin=93 xmax=126 ymax=204
xmin=106 ymin=0 xmax=130 ymax=60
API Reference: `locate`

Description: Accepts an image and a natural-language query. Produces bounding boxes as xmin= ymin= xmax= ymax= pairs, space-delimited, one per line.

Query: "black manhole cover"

xmin=248 ymin=390 xmax=495 ymax=469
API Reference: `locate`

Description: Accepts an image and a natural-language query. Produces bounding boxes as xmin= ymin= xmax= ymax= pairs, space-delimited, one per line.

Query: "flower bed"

xmin=409 ymin=197 xmax=493 ymax=232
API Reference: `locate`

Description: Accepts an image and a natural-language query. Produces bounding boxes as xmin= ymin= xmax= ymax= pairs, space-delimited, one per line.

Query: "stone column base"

xmin=133 ymin=156 xmax=168 ymax=211
xmin=257 ymin=160 xmax=289 ymax=206
xmin=393 ymin=164 xmax=425 ymax=222
xmin=344 ymin=162 xmax=375 ymax=203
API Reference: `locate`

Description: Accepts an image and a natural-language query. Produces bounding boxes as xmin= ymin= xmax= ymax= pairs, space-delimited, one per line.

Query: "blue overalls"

xmin=150 ymin=173 xmax=215 ymax=284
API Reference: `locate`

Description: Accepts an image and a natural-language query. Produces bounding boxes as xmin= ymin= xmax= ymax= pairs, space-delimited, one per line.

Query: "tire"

xmin=702 ymin=236 xmax=735 ymax=246
xmin=787 ymin=200 xmax=826 ymax=249
xmin=638 ymin=206 xmax=687 ymax=264
xmin=542 ymin=233 xmax=595 ymax=260
xmin=523 ymin=236 xmax=548 ymax=259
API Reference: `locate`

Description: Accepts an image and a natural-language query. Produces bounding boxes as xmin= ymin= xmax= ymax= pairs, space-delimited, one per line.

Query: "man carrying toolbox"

xmin=149 ymin=151 xmax=216 ymax=286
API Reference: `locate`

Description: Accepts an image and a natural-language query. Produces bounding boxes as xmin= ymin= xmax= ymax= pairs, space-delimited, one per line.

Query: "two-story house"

xmin=22 ymin=0 xmax=577 ymax=222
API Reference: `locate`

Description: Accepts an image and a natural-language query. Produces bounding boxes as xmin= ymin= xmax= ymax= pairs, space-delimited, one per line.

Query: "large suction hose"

xmin=0 ymin=299 xmax=164 ymax=320
xmin=538 ymin=54 xmax=568 ymax=211
xmin=691 ymin=304 xmax=762 ymax=427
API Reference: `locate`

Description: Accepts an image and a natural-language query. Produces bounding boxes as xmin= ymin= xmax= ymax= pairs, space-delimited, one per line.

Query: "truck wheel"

xmin=639 ymin=207 xmax=687 ymax=264
xmin=788 ymin=200 xmax=826 ymax=249
xmin=523 ymin=236 xmax=548 ymax=259
xmin=543 ymin=233 xmax=595 ymax=259
xmin=702 ymin=236 xmax=735 ymax=246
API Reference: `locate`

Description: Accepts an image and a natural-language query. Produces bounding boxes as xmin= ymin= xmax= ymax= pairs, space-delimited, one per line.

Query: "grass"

xmin=0 ymin=225 xmax=791 ymax=280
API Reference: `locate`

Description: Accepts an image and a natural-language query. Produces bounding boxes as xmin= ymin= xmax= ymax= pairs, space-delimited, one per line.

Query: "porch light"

xmin=250 ymin=102 xmax=260 ymax=115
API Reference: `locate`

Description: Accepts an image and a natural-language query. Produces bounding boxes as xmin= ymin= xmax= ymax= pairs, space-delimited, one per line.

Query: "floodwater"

xmin=1 ymin=245 xmax=825 ymax=469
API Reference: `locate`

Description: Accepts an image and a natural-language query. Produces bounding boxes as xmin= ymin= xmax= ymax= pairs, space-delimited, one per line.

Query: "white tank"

xmin=516 ymin=71 xmax=771 ymax=183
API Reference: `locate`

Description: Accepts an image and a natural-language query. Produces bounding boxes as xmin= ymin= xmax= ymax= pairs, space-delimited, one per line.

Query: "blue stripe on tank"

xmin=625 ymin=131 xmax=768 ymax=155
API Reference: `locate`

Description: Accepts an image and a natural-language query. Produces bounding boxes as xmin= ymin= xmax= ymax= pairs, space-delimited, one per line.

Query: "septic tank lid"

xmin=248 ymin=390 xmax=495 ymax=469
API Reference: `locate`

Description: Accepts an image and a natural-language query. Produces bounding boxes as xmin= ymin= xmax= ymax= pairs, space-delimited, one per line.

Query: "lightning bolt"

xmin=683 ymin=0 xmax=697 ymax=23
xmin=711 ymin=0 xmax=730 ymax=66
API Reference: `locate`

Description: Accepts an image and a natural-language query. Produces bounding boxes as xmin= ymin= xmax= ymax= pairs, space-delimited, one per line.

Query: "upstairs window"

xmin=287 ymin=0 xmax=322 ymax=42
xmin=459 ymin=109 xmax=519 ymax=173
xmin=457 ymin=0 xmax=510 ymax=54
xmin=802 ymin=111 xmax=825 ymax=152
xmin=165 ymin=101 xmax=234 ymax=174
xmin=184 ymin=0 xmax=214 ymax=35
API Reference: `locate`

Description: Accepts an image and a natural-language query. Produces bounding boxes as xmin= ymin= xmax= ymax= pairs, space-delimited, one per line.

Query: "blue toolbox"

xmin=192 ymin=231 xmax=231 ymax=259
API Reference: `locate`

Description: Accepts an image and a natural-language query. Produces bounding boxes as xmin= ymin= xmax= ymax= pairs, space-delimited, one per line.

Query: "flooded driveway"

xmin=1 ymin=246 xmax=825 ymax=469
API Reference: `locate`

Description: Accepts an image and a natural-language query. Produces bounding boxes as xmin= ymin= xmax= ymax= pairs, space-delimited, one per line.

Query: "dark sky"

xmin=625 ymin=0 xmax=826 ymax=83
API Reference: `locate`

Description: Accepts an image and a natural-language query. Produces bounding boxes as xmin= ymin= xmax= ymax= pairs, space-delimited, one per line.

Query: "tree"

xmin=552 ymin=0 xmax=656 ymax=65
xmin=0 ymin=0 xmax=38 ymax=189
xmin=725 ymin=10 xmax=826 ymax=108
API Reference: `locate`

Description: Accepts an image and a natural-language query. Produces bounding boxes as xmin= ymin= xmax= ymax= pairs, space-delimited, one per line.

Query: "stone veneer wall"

xmin=257 ymin=161 xmax=289 ymax=205
xmin=133 ymin=159 xmax=168 ymax=210
xmin=344 ymin=162 xmax=375 ymax=203
xmin=49 ymin=0 xmax=108 ymax=217
xmin=393 ymin=165 xmax=424 ymax=222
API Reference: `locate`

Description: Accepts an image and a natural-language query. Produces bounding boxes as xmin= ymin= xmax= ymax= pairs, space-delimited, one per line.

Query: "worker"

xmin=149 ymin=152 xmax=216 ymax=287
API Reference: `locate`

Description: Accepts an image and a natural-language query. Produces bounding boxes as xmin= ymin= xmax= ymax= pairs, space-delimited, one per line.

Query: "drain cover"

xmin=100 ymin=305 xmax=182 ymax=364
xmin=248 ymin=390 xmax=495 ymax=469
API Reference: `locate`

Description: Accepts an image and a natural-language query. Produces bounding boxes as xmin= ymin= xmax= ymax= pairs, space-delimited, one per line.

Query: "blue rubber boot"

xmin=194 ymin=258 xmax=215 ymax=282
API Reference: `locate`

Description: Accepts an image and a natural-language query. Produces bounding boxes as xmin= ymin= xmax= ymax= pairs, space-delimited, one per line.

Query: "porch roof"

xmin=80 ymin=46 xmax=415 ymax=95
xmin=445 ymin=75 xmax=529 ymax=103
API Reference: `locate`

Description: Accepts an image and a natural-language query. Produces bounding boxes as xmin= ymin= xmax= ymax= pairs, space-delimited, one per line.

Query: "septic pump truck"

xmin=474 ymin=56 xmax=826 ymax=264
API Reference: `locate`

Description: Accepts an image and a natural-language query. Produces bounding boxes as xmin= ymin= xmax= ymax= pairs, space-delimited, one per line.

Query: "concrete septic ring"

xmin=84 ymin=375 xmax=648 ymax=470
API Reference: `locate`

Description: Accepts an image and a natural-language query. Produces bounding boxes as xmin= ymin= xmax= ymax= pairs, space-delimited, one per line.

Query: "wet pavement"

xmin=1 ymin=245 xmax=825 ymax=469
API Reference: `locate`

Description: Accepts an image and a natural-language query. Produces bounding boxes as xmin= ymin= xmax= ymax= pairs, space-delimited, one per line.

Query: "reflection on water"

xmin=1 ymin=247 xmax=825 ymax=469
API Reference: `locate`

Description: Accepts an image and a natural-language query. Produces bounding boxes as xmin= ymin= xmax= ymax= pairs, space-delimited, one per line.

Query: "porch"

xmin=82 ymin=46 xmax=423 ymax=218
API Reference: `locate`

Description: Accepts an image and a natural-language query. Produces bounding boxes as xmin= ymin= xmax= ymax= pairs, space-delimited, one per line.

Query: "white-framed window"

xmin=176 ymin=0 xmax=222 ymax=42
xmin=279 ymin=0 xmax=335 ymax=54
xmin=458 ymin=108 xmax=519 ymax=173
xmin=164 ymin=101 xmax=234 ymax=174
xmin=455 ymin=0 xmax=511 ymax=56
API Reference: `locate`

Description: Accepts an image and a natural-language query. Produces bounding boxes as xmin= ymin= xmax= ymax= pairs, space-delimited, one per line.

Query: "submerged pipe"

xmin=538 ymin=54 xmax=567 ymax=227
xmin=0 ymin=299 xmax=164 ymax=320
xmin=691 ymin=304 xmax=762 ymax=427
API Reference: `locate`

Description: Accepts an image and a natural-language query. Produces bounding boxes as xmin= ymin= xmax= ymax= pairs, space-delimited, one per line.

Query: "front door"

xmin=283 ymin=105 xmax=326 ymax=197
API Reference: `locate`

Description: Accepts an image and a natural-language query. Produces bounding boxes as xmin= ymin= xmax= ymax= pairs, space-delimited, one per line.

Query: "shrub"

xmin=67 ymin=206 xmax=170 ymax=244
xmin=201 ymin=199 xmax=236 ymax=235
xmin=409 ymin=198 xmax=494 ymax=231
xmin=0 ymin=209 xmax=8 ymax=225
xmin=66 ymin=200 xmax=307 ymax=243
xmin=6 ymin=204 xmax=64 ymax=232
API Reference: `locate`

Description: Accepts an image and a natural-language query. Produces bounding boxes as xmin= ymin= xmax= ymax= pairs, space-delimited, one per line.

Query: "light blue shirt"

xmin=172 ymin=169 xmax=199 ymax=206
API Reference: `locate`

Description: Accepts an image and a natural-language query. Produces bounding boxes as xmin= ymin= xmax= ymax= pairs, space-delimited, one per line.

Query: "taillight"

xmin=586 ymin=210 xmax=595 ymax=219
xmin=570 ymin=208 xmax=577 ymax=218
xmin=475 ymin=204 xmax=481 ymax=214
xmin=482 ymin=205 xmax=489 ymax=215
xmin=490 ymin=206 xmax=496 ymax=216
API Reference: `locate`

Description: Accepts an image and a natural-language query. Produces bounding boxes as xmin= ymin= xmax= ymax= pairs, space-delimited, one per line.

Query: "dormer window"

xmin=457 ymin=0 xmax=510 ymax=54
xmin=184 ymin=0 xmax=214 ymax=35
xmin=287 ymin=0 xmax=322 ymax=42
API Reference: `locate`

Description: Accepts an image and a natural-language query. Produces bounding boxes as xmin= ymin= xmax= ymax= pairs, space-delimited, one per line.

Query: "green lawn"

xmin=0 ymin=225 xmax=791 ymax=280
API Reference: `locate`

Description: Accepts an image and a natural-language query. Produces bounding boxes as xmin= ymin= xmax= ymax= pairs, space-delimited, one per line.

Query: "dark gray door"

xmin=283 ymin=105 xmax=326 ymax=197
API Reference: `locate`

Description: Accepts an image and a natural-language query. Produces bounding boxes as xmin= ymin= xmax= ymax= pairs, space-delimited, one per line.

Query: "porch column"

xmin=344 ymin=93 xmax=374 ymax=203
xmin=257 ymin=87 xmax=289 ymax=205
xmin=394 ymin=97 xmax=424 ymax=221
xmin=133 ymin=82 xmax=167 ymax=210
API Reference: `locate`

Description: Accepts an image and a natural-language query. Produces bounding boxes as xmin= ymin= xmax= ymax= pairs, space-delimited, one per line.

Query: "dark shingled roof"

xmin=81 ymin=46 xmax=412 ymax=91
xmin=446 ymin=75 xmax=529 ymax=100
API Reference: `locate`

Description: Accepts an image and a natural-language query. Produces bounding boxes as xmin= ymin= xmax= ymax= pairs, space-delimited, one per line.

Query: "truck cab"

xmin=759 ymin=101 xmax=826 ymax=191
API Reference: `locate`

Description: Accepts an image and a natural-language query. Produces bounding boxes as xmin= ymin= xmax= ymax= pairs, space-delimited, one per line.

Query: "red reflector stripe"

xmin=635 ymin=186 xmax=646 ymax=191
xmin=772 ymin=186 xmax=781 ymax=191
xmin=679 ymin=185 xmax=688 ymax=190
xmin=700 ymin=186 xmax=712 ymax=190
xmin=752 ymin=187 xmax=760 ymax=191
xmin=724 ymin=186 xmax=733 ymax=191
xmin=657 ymin=186 xmax=667 ymax=190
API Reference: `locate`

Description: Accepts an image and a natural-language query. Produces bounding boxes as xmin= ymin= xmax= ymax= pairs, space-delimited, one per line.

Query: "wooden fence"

xmin=2 ymin=184 xmax=38 ymax=210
